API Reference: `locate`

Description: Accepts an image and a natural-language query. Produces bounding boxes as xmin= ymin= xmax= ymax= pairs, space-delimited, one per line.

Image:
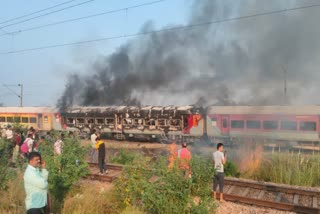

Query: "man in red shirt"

xmin=177 ymin=142 xmax=191 ymax=178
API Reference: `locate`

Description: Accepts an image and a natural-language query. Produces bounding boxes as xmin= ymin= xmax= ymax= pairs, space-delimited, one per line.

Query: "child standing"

xmin=96 ymin=137 xmax=107 ymax=174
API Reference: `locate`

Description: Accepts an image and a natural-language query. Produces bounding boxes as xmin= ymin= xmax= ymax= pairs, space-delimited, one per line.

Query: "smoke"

xmin=58 ymin=0 xmax=320 ymax=109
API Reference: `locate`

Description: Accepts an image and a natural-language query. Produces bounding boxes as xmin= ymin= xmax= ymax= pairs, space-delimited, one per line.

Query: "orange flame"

xmin=238 ymin=142 xmax=263 ymax=177
xmin=168 ymin=142 xmax=177 ymax=169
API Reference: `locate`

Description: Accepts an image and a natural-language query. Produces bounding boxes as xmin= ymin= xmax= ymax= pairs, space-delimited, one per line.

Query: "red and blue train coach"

xmin=206 ymin=106 xmax=320 ymax=144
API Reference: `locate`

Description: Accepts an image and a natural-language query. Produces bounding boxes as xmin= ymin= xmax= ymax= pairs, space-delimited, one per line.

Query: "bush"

xmin=112 ymin=156 xmax=217 ymax=214
xmin=224 ymin=161 xmax=240 ymax=177
xmin=41 ymin=136 xmax=89 ymax=210
xmin=110 ymin=149 xmax=138 ymax=165
xmin=0 ymin=139 xmax=15 ymax=190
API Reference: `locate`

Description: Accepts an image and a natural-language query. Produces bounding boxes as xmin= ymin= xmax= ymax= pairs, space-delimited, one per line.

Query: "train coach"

xmin=60 ymin=106 xmax=204 ymax=141
xmin=206 ymin=106 xmax=320 ymax=144
xmin=0 ymin=107 xmax=62 ymax=131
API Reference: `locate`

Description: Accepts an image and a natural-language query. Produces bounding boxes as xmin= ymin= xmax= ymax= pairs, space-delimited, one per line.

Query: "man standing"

xmin=96 ymin=136 xmax=108 ymax=174
xmin=24 ymin=152 xmax=49 ymax=214
xmin=177 ymin=142 xmax=192 ymax=178
xmin=90 ymin=129 xmax=98 ymax=162
xmin=213 ymin=143 xmax=227 ymax=202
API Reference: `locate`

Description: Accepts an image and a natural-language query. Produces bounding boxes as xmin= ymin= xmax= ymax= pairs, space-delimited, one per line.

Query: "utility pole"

xmin=18 ymin=83 xmax=23 ymax=107
xmin=281 ymin=66 xmax=287 ymax=105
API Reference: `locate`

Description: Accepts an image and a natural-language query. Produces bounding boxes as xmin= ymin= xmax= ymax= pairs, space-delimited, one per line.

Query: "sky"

xmin=2 ymin=0 xmax=320 ymax=107
xmin=0 ymin=0 xmax=189 ymax=106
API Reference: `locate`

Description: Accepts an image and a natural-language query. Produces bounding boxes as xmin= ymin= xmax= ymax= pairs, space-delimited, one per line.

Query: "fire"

xmin=238 ymin=141 xmax=263 ymax=177
xmin=168 ymin=141 xmax=177 ymax=169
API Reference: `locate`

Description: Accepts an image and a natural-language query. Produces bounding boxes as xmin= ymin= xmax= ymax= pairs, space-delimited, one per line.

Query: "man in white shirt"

xmin=213 ymin=143 xmax=227 ymax=202
xmin=90 ymin=129 xmax=98 ymax=162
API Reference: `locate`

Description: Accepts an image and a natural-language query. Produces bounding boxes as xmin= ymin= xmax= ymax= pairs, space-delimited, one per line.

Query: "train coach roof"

xmin=64 ymin=105 xmax=196 ymax=113
xmin=207 ymin=106 xmax=320 ymax=115
xmin=0 ymin=107 xmax=56 ymax=113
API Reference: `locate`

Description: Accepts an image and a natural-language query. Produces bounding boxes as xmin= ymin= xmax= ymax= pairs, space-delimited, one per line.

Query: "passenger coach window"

xmin=22 ymin=117 xmax=29 ymax=123
xmin=44 ymin=116 xmax=48 ymax=123
xmin=281 ymin=121 xmax=297 ymax=130
xmin=263 ymin=121 xmax=278 ymax=130
xmin=30 ymin=117 xmax=37 ymax=123
xmin=247 ymin=120 xmax=261 ymax=129
xmin=14 ymin=117 xmax=21 ymax=123
xmin=7 ymin=117 xmax=13 ymax=122
xmin=300 ymin=122 xmax=316 ymax=131
xmin=0 ymin=117 xmax=5 ymax=122
xmin=231 ymin=120 xmax=244 ymax=129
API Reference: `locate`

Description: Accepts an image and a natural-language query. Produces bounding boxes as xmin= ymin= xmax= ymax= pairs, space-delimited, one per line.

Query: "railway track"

xmin=219 ymin=177 xmax=320 ymax=214
xmin=86 ymin=163 xmax=320 ymax=213
xmin=86 ymin=162 xmax=123 ymax=182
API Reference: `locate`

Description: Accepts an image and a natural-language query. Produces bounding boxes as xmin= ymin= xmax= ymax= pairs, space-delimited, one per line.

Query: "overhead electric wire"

xmin=0 ymin=0 xmax=78 ymax=25
xmin=0 ymin=0 xmax=165 ymax=37
xmin=0 ymin=0 xmax=94 ymax=30
xmin=2 ymin=84 xmax=20 ymax=97
xmin=1 ymin=2 xmax=320 ymax=55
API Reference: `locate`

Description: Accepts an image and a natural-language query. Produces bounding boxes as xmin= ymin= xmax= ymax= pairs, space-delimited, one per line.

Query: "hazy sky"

xmin=0 ymin=0 xmax=188 ymax=106
xmin=2 ymin=0 xmax=320 ymax=107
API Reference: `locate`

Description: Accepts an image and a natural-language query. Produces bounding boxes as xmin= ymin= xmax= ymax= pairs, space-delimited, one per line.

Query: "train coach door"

xmin=221 ymin=116 xmax=229 ymax=135
xmin=38 ymin=114 xmax=43 ymax=130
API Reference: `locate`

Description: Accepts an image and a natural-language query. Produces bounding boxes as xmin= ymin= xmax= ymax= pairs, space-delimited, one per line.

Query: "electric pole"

xmin=281 ymin=66 xmax=287 ymax=105
xmin=18 ymin=83 xmax=23 ymax=107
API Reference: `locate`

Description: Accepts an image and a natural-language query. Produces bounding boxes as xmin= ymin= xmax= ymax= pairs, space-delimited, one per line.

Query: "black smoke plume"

xmin=58 ymin=0 xmax=320 ymax=110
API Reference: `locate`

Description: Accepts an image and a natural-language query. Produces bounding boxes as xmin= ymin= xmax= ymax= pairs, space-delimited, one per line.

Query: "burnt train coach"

xmin=60 ymin=105 xmax=204 ymax=141
xmin=206 ymin=106 xmax=320 ymax=144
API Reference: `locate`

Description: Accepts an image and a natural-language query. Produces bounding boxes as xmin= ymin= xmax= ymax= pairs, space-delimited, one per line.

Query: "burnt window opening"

xmin=7 ymin=117 xmax=13 ymax=123
xmin=281 ymin=121 xmax=297 ymax=131
xmin=0 ymin=117 xmax=5 ymax=122
xmin=44 ymin=116 xmax=48 ymax=123
xmin=30 ymin=117 xmax=37 ymax=123
xmin=123 ymin=118 xmax=133 ymax=125
xmin=300 ymin=122 xmax=316 ymax=131
xmin=247 ymin=120 xmax=261 ymax=129
xmin=158 ymin=119 xmax=166 ymax=126
xmin=168 ymin=119 xmax=180 ymax=126
xmin=106 ymin=118 xmax=115 ymax=125
xmin=263 ymin=121 xmax=278 ymax=130
xmin=76 ymin=118 xmax=85 ymax=124
xmin=231 ymin=120 xmax=244 ymax=129
xmin=87 ymin=118 xmax=94 ymax=124
xmin=67 ymin=118 xmax=75 ymax=124
xmin=146 ymin=119 xmax=156 ymax=126
xmin=96 ymin=118 xmax=104 ymax=124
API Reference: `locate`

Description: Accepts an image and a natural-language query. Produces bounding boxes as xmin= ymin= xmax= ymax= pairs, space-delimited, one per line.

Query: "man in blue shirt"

xmin=24 ymin=152 xmax=49 ymax=214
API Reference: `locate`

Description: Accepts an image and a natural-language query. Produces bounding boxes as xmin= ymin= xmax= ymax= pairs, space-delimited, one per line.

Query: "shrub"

xmin=110 ymin=149 xmax=138 ymax=165
xmin=224 ymin=161 xmax=240 ymax=177
xmin=112 ymin=155 xmax=217 ymax=214
xmin=41 ymin=136 xmax=89 ymax=210
xmin=0 ymin=139 xmax=15 ymax=190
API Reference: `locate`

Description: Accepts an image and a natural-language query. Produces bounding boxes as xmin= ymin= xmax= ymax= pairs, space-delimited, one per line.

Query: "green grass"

xmin=251 ymin=153 xmax=320 ymax=187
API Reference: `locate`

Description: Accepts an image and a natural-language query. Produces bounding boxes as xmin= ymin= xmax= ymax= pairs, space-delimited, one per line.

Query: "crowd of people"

xmin=1 ymin=125 xmax=227 ymax=213
xmin=0 ymin=125 xmax=67 ymax=165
